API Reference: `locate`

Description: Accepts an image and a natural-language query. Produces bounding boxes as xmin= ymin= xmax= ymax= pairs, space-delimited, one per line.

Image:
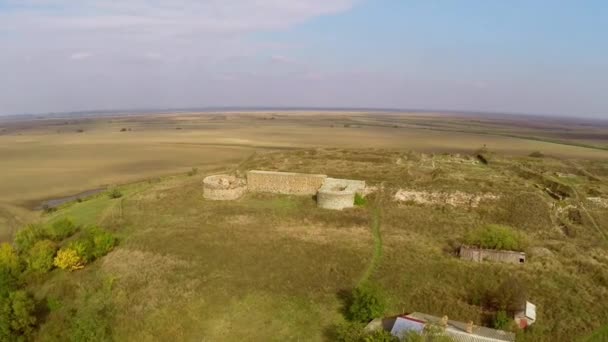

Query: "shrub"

xmin=366 ymin=329 xmax=398 ymax=342
xmin=347 ymin=284 xmax=386 ymax=322
xmin=487 ymin=277 xmax=528 ymax=313
xmin=54 ymin=228 xmax=116 ymax=271
xmin=529 ymin=151 xmax=544 ymax=158
xmin=54 ymin=248 xmax=85 ymax=271
xmin=0 ymin=244 xmax=21 ymax=294
xmin=354 ymin=193 xmax=367 ymax=207
xmin=334 ymin=321 xmax=366 ymax=342
xmin=87 ymin=228 xmax=117 ymax=259
xmin=42 ymin=204 xmax=57 ymax=214
xmin=69 ymin=283 xmax=114 ymax=342
xmin=47 ymin=218 xmax=78 ymax=240
xmin=69 ymin=239 xmax=95 ymax=263
xmin=14 ymin=224 xmax=47 ymax=253
xmin=25 ymin=240 xmax=57 ymax=273
xmin=187 ymin=167 xmax=199 ymax=176
xmin=0 ymin=243 xmax=21 ymax=277
xmin=334 ymin=321 xmax=398 ymax=342
xmin=494 ymin=310 xmax=511 ymax=330
xmin=107 ymin=188 xmax=123 ymax=199
xmin=0 ymin=290 xmax=37 ymax=340
xmin=465 ymin=224 xmax=525 ymax=251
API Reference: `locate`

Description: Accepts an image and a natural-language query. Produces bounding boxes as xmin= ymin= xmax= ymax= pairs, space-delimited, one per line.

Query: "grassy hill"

xmin=2 ymin=148 xmax=608 ymax=341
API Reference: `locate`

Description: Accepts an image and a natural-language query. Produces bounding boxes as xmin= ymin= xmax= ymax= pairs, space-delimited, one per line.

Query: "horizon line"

xmin=1 ymin=106 xmax=606 ymax=122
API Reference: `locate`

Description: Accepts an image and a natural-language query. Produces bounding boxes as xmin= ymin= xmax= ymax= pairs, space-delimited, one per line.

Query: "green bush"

xmin=347 ymin=284 xmax=386 ymax=322
xmin=25 ymin=240 xmax=57 ymax=273
xmin=334 ymin=321 xmax=366 ymax=342
xmin=55 ymin=228 xmax=117 ymax=271
xmin=354 ymin=193 xmax=367 ymax=207
xmin=68 ymin=239 xmax=95 ymax=264
xmin=69 ymin=285 xmax=114 ymax=342
xmin=465 ymin=224 xmax=525 ymax=251
xmin=14 ymin=224 xmax=48 ymax=253
xmin=108 ymin=188 xmax=123 ymax=199
xmin=47 ymin=218 xmax=78 ymax=241
xmin=0 ymin=244 xmax=22 ymax=295
xmin=0 ymin=290 xmax=37 ymax=341
xmin=494 ymin=310 xmax=511 ymax=330
xmin=88 ymin=228 xmax=117 ymax=259
xmin=487 ymin=276 xmax=528 ymax=313
xmin=334 ymin=322 xmax=397 ymax=342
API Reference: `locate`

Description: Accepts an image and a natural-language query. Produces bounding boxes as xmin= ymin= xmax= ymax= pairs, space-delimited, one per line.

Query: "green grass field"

xmin=0 ymin=147 xmax=603 ymax=341
xmin=1 ymin=112 xmax=608 ymax=341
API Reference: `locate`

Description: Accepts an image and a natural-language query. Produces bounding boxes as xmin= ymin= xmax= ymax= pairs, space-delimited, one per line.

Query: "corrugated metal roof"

xmin=405 ymin=312 xmax=515 ymax=342
xmin=390 ymin=317 xmax=424 ymax=337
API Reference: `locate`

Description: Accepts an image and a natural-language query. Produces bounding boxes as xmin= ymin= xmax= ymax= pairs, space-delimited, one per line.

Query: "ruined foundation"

xmin=203 ymin=175 xmax=247 ymax=200
xmin=460 ymin=246 xmax=526 ymax=264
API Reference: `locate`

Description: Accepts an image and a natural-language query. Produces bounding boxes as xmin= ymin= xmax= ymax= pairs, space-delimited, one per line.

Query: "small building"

xmin=460 ymin=245 xmax=526 ymax=264
xmin=514 ymin=301 xmax=537 ymax=329
xmin=367 ymin=312 xmax=515 ymax=342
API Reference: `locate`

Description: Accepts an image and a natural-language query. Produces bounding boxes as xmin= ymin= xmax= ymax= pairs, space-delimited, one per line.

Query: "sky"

xmin=0 ymin=0 xmax=607 ymax=118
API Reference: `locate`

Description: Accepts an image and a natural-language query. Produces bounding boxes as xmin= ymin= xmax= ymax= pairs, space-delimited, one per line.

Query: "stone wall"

xmin=203 ymin=175 xmax=247 ymax=200
xmin=317 ymin=178 xmax=366 ymax=210
xmin=460 ymin=246 xmax=526 ymax=264
xmin=246 ymin=170 xmax=327 ymax=195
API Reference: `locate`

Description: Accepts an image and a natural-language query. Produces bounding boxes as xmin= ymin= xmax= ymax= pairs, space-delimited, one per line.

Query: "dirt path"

xmin=358 ymin=189 xmax=384 ymax=285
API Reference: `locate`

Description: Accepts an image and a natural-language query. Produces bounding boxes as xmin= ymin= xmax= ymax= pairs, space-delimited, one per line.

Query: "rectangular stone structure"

xmin=246 ymin=170 xmax=327 ymax=195
xmin=460 ymin=246 xmax=526 ymax=264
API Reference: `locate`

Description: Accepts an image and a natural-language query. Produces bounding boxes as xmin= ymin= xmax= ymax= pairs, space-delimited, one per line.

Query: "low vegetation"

xmin=0 ymin=146 xmax=607 ymax=340
xmin=347 ymin=284 xmax=387 ymax=323
xmin=354 ymin=193 xmax=367 ymax=207
xmin=465 ymin=224 xmax=526 ymax=251
xmin=0 ymin=217 xmax=117 ymax=340
xmin=108 ymin=188 xmax=123 ymax=199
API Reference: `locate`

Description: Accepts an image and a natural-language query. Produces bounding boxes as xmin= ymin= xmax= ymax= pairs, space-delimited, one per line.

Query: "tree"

xmin=54 ymin=248 xmax=85 ymax=271
xmin=486 ymin=276 xmax=527 ymax=313
xmin=14 ymin=224 xmax=47 ymax=253
xmin=0 ymin=243 xmax=22 ymax=295
xmin=25 ymin=240 xmax=57 ymax=273
xmin=0 ymin=243 xmax=21 ymax=277
xmin=348 ymin=284 xmax=386 ymax=322
xmin=86 ymin=227 xmax=117 ymax=259
xmin=47 ymin=218 xmax=78 ymax=241
xmin=0 ymin=290 xmax=37 ymax=340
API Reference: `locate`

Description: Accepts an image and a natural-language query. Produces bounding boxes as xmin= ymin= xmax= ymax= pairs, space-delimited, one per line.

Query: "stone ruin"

xmin=459 ymin=245 xmax=526 ymax=264
xmin=317 ymin=178 xmax=366 ymax=210
xmin=203 ymin=170 xmax=366 ymax=210
xmin=202 ymin=175 xmax=247 ymax=200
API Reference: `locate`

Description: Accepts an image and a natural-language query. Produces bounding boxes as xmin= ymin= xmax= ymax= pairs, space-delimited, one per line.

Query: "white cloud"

xmin=0 ymin=1 xmax=357 ymax=35
xmin=0 ymin=0 xmax=358 ymax=114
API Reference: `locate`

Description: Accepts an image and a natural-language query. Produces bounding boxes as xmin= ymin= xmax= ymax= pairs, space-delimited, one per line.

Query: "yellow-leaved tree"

xmin=53 ymin=248 xmax=85 ymax=271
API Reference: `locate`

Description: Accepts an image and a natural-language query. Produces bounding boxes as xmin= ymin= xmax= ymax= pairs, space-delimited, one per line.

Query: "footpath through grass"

xmin=358 ymin=193 xmax=384 ymax=285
